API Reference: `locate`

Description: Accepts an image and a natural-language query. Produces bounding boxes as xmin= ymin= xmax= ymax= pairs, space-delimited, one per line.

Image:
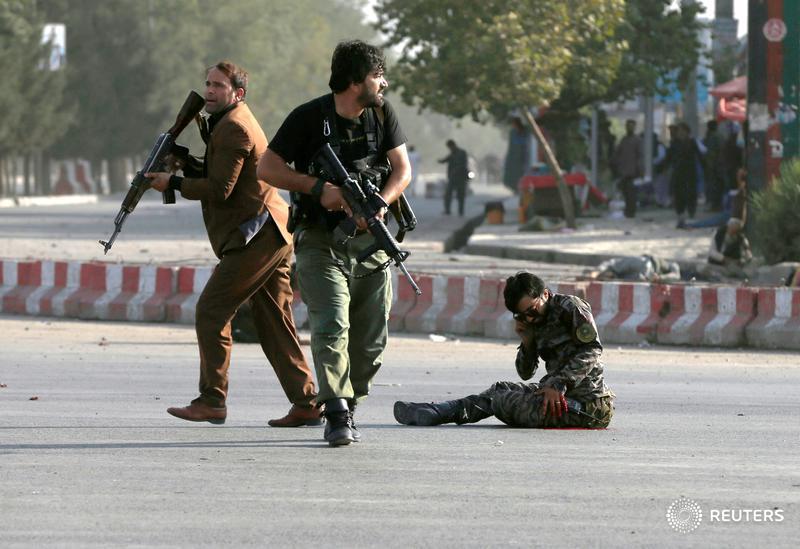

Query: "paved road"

xmin=1 ymin=315 xmax=797 ymax=547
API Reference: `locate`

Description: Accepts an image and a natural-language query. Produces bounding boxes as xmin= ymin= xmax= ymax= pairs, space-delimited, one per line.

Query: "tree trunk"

xmin=6 ymin=156 xmax=18 ymax=197
xmin=24 ymin=154 xmax=33 ymax=196
xmin=0 ymin=156 xmax=6 ymax=197
xmin=109 ymin=156 xmax=128 ymax=193
xmin=521 ymin=107 xmax=577 ymax=229
xmin=36 ymin=150 xmax=51 ymax=196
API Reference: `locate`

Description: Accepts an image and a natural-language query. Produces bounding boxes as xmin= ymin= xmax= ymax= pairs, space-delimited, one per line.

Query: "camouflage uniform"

xmin=395 ymin=293 xmax=615 ymax=429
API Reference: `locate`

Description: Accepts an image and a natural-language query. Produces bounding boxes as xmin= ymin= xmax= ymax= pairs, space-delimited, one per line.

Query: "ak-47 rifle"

xmin=99 ymin=90 xmax=206 ymax=254
xmin=311 ymin=143 xmax=421 ymax=295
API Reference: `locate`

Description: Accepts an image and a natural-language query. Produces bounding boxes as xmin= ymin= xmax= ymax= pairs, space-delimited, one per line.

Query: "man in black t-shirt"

xmin=258 ymin=40 xmax=411 ymax=447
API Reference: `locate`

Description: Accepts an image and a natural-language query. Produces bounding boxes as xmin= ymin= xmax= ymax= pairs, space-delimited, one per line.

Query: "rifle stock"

xmin=100 ymin=91 xmax=205 ymax=254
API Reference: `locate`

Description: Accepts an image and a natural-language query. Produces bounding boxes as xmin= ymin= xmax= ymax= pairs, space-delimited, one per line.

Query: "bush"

xmin=752 ymin=159 xmax=800 ymax=263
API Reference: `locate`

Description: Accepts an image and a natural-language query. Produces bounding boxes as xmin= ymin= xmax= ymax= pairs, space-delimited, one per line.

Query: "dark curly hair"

xmin=503 ymin=272 xmax=546 ymax=312
xmin=328 ymin=40 xmax=385 ymax=93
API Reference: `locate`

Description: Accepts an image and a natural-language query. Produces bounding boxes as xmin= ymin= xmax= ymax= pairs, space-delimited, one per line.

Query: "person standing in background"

xmin=439 ymin=139 xmax=470 ymax=216
xmin=612 ymin=119 xmax=642 ymax=218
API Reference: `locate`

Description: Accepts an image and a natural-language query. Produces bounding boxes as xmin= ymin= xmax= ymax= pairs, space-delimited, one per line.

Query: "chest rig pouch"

xmin=287 ymin=94 xmax=416 ymax=241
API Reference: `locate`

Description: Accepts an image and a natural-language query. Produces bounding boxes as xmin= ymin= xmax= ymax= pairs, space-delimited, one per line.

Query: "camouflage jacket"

xmin=514 ymin=293 xmax=613 ymax=402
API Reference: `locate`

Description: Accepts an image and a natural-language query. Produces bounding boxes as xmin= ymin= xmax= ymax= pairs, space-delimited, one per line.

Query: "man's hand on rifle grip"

xmin=319 ymin=183 xmax=365 ymax=228
xmin=144 ymin=172 xmax=170 ymax=192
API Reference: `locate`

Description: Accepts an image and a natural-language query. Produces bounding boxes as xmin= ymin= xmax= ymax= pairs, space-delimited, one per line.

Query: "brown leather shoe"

xmin=268 ymin=404 xmax=324 ymax=427
xmin=167 ymin=401 xmax=226 ymax=424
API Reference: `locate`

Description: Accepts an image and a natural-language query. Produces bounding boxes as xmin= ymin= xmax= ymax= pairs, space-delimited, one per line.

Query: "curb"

xmin=0 ymin=194 xmax=99 ymax=208
xmin=2 ymin=258 xmax=798 ymax=351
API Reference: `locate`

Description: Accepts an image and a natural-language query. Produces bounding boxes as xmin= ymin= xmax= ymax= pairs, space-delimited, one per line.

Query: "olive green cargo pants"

xmin=294 ymin=224 xmax=392 ymax=405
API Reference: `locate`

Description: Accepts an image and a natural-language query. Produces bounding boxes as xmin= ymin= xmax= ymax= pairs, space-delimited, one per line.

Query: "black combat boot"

xmin=348 ymin=401 xmax=360 ymax=443
xmin=323 ymin=398 xmax=354 ymax=446
xmin=393 ymin=399 xmax=467 ymax=426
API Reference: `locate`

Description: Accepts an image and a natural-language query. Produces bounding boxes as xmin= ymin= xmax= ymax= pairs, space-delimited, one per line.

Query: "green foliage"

xmin=602 ymin=0 xmax=705 ymax=101
xmin=544 ymin=0 xmax=706 ymax=138
xmin=40 ymin=0 xmax=163 ymax=159
xmin=752 ymin=160 xmax=800 ymax=263
xmin=0 ymin=0 xmax=73 ymax=154
xmin=38 ymin=0 xmax=371 ymax=160
xmin=375 ymin=0 xmax=627 ymax=122
xmin=376 ymin=0 xmax=705 ymax=175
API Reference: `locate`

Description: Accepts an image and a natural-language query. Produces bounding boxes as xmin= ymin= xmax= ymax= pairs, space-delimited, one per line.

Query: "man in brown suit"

xmin=147 ymin=61 xmax=321 ymax=427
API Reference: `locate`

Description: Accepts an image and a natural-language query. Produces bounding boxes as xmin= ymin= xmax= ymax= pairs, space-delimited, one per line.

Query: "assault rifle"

xmin=312 ymin=143 xmax=421 ymax=295
xmin=99 ymin=90 xmax=206 ymax=254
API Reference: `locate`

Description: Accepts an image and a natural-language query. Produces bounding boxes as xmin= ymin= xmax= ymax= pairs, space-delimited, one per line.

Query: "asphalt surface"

xmin=1 ymin=316 xmax=798 ymax=547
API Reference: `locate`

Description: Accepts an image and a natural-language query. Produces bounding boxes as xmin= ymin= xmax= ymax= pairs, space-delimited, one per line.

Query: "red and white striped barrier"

xmin=0 ymin=260 xmax=174 ymax=321
xmin=745 ymin=287 xmax=800 ymax=350
xmin=388 ymin=269 xmax=420 ymax=332
xmin=438 ymin=276 xmax=481 ymax=335
xmin=483 ymin=280 xmax=513 ymax=339
xmin=402 ymin=275 xmax=440 ymax=334
xmin=586 ymin=282 xmax=665 ymax=344
xmin=23 ymin=261 xmax=69 ymax=316
xmin=2 ymin=257 xmax=799 ymax=350
xmin=657 ymin=285 xmax=757 ymax=347
xmin=1 ymin=260 xmax=41 ymax=314
xmin=52 ymin=159 xmax=96 ymax=195
xmin=99 ymin=264 xmax=174 ymax=322
xmin=74 ymin=159 xmax=96 ymax=193
xmin=165 ymin=266 xmax=213 ymax=324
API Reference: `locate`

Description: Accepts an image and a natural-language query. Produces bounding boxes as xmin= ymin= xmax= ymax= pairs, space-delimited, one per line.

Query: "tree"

xmin=0 ymin=0 xmax=73 ymax=196
xmin=752 ymin=160 xmax=800 ymax=264
xmin=39 ymin=0 xmax=372 ymax=190
xmin=375 ymin=0 xmax=627 ymax=228
xmin=550 ymin=0 xmax=706 ymax=112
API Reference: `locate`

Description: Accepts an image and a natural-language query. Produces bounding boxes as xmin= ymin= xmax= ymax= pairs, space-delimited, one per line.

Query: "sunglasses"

xmin=512 ymin=294 xmax=545 ymax=322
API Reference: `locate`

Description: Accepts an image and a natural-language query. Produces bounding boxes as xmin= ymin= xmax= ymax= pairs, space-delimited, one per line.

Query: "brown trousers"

xmin=195 ymin=221 xmax=316 ymax=408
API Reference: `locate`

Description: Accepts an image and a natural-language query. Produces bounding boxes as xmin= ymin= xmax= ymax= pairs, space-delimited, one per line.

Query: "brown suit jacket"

xmin=181 ymin=102 xmax=291 ymax=258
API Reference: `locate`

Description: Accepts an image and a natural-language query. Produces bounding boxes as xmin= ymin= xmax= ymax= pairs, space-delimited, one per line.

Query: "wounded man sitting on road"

xmin=394 ymin=271 xmax=615 ymax=429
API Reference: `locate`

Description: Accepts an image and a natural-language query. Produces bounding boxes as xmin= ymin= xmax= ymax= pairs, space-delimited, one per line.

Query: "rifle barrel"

xmin=397 ymin=261 xmax=421 ymax=295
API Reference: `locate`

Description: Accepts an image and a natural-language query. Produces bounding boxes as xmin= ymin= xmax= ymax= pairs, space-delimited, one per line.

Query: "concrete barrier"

xmin=0 ymin=259 xmax=175 ymax=322
xmin=586 ymin=282 xmax=667 ymax=344
xmin=388 ymin=270 xmax=421 ymax=332
xmin=657 ymin=285 xmax=757 ymax=347
xmin=483 ymin=280 xmax=514 ymax=339
xmin=403 ymin=275 xmax=441 ymax=334
xmin=165 ymin=266 xmax=212 ymax=324
xmin=2 ymin=257 xmax=798 ymax=351
xmin=437 ymin=276 xmax=480 ymax=335
xmin=745 ymin=287 xmax=800 ymax=350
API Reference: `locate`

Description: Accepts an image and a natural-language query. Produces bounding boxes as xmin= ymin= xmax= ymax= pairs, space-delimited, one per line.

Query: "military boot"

xmin=393 ymin=399 xmax=467 ymax=426
xmin=323 ymin=398 xmax=354 ymax=447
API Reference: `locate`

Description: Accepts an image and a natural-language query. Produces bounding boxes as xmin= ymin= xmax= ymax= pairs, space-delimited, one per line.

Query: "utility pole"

xmin=746 ymin=0 xmax=799 ymax=191
xmin=681 ymin=0 xmax=699 ymax=137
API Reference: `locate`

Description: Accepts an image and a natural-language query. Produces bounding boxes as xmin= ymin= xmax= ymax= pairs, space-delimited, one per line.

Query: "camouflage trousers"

xmin=458 ymin=381 xmax=614 ymax=429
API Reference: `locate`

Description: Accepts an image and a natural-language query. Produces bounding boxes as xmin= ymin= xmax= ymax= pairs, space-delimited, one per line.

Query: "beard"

xmin=358 ymin=86 xmax=385 ymax=108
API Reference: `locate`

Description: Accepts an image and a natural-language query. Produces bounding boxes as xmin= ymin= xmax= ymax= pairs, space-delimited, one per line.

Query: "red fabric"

xmin=518 ymin=172 xmax=588 ymax=191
